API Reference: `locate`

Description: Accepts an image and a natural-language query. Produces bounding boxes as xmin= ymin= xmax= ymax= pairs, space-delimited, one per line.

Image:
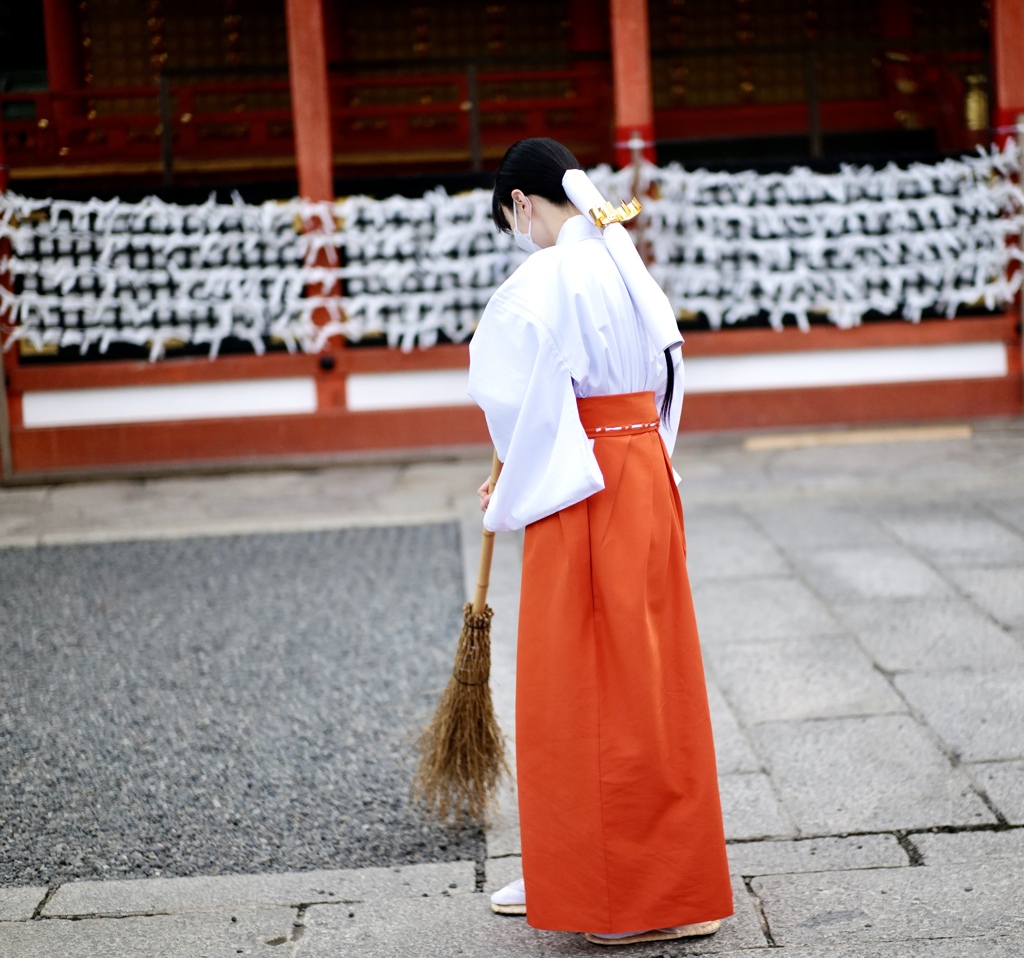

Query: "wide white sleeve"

xmin=468 ymin=306 xmax=604 ymax=533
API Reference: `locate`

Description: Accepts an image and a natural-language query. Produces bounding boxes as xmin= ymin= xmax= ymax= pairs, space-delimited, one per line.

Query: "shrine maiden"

xmin=468 ymin=138 xmax=733 ymax=947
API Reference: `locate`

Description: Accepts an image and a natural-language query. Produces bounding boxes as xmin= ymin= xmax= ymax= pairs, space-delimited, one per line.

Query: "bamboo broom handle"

xmin=472 ymin=451 xmax=503 ymax=615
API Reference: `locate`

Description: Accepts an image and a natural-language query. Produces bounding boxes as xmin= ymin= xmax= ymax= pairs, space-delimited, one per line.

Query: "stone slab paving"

xmin=299 ymin=873 xmax=765 ymax=958
xmin=833 ymin=598 xmax=1024 ymax=673
xmin=717 ymin=772 xmax=796 ymax=840
xmin=689 ymin=577 xmax=842 ymax=645
xmin=705 ymin=635 xmax=905 ymax=725
xmin=678 ymin=511 xmax=790 ymax=581
xmin=747 ymin=504 xmax=897 ymax=551
xmin=0 ymin=906 xmax=297 ymax=957
xmin=0 ymin=459 xmax=490 ymax=548
xmin=725 ymin=835 xmax=908 ymax=877
xmin=789 ymin=546 xmax=956 ymax=601
xmin=913 ymin=828 xmax=1024 ymax=864
xmin=877 ymin=508 xmax=1024 ymax=567
xmin=983 ymin=495 xmax=1024 ymax=536
xmin=895 ymin=669 xmax=1024 ymax=764
xmin=2 ymin=421 xmax=1023 ymax=956
xmin=749 ymin=715 xmax=996 ymax=833
xmin=753 ymin=861 xmax=1024 ymax=946
xmin=963 ymin=761 xmax=1024 ymax=824
xmin=484 ymin=855 xmax=524 ymax=897
xmin=704 ymin=681 xmax=761 ymax=775
xmin=943 ymin=566 xmax=1024 ymax=629
xmin=731 ymin=941 xmax=1024 ymax=958
xmin=43 ymin=862 xmax=475 ymax=917
xmin=0 ymin=887 xmax=46 ymax=922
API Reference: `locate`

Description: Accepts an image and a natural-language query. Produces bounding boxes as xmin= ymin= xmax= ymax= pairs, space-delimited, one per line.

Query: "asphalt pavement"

xmin=1 ymin=419 xmax=1022 ymax=957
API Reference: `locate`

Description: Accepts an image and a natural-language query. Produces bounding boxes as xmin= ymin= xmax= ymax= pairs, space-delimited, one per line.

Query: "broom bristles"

xmin=413 ymin=603 xmax=510 ymax=823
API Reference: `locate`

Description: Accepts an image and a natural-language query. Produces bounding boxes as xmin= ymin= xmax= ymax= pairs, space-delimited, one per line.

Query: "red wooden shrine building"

xmin=0 ymin=0 xmax=1022 ymax=479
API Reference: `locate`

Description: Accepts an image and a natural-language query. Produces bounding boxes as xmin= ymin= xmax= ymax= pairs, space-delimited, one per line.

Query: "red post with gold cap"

xmin=285 ymin=0 xmax=343 ymax=412
xmin=992 ymin=0 xmax=1024 ymax=148
xmin=609 ymin=0 xmax=656 ymax=168
xmin=285 ymin=0 xmax=334 ymax=202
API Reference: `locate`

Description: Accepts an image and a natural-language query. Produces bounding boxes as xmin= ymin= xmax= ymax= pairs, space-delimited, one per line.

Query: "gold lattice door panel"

xmin=649 ymin=0 xmax=883 ymax=110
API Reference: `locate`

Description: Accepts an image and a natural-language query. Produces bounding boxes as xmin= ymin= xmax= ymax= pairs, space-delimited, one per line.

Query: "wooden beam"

xmin=0 ymin=359 xmax=12 ymax=482
xmin=10 ymin=406 xmax=491 ymax=475
xmin=9 ymin=373 xmax=1021 ymax=478
xmin=680 ymin=376 xmax=1023 ymax=434
xmin=7 ymin=317 xmax=1016 ymax=392
xmin=6 ymin=344 xmax=473 ymax=393
xmin=285 ymin=0 xmax=334 ymax=201
xmin=6 ymin=317 xmax=1019 ymax=478
xmin=680 ymin=315 xmax=1020 ymax=357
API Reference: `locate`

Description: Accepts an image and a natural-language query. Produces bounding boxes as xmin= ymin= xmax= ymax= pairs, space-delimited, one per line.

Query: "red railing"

xmin=0 ymin=87 xmax=164 ymax=167
xmin=0 ymin=66 xmax=612 ymax=180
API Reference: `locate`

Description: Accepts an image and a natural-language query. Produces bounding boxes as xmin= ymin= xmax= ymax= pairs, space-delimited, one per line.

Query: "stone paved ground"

xmin=1 ymin=418 xmax=1022 ymax=957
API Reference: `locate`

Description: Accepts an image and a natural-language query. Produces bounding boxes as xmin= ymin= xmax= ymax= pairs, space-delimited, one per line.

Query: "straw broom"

xmin=413 ymin=451 xmax=509 ymax=822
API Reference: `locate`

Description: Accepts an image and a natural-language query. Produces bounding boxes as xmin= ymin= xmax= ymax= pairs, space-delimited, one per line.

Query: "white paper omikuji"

xmin=1 ymin=144 xmax=1023 ymax=360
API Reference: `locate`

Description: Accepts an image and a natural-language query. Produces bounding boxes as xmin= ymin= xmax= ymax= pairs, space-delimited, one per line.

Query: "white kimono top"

xmin=468 ymin=214 xmax=683 ymax=533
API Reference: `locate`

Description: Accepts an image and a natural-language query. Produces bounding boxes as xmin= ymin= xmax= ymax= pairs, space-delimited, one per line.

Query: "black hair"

xmin=491 ymin=138 xmax=579 ymax=233
xmin=661 ymin=347 xmax=675 ymax=424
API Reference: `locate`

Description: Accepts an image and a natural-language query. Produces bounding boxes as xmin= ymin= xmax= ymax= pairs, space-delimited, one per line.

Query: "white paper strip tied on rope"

xmin=322 ymin=188 xmax=523 ymax=351
xmin=0 ymin=187 xmax=521 ymax=358
xmin=588 ymin=143 xmax=1024 ymax=332
xmin=0 ymin=191 xmax=331 ymax=360
xmin=1 ymin=144 xmax=1022 ymax=361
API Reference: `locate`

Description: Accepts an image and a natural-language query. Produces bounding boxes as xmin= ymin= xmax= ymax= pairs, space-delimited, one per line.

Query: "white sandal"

xmin=490 ymin=877 xmax=527 ymax=915
xmin=585 ymin=920 xmax=722 ymax=945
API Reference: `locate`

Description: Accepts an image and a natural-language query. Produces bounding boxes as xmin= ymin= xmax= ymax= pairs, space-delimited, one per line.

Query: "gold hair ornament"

xmin=588 ymin=197 xmax=643 ymax=228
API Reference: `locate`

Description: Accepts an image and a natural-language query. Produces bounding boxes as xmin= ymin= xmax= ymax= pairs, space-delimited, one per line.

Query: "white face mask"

xmin=512 ymin=201 xmax=541 ymax=255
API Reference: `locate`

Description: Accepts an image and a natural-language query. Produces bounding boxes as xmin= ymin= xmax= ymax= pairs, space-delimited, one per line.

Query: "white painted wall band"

xmin=345 ymin=369 xmax=474 ymax=411
xmin=22 ymin=377 xmax=318 ymax=428
xmin=683 ymin=341 xmax=1008 ymax=394
xmin=21 ymin=340 xmax=1010 ymax=426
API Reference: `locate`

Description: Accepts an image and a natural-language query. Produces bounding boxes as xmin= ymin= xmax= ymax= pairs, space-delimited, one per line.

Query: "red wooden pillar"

xmin=43 ymin=0 xmax=82 ymax=92
xmin=285 ymin=0 xmax=343 ymax=410
xmin=0 ymin=229 xmax=15 ymax=481
xmin=0 ymin=106 xmax=8 ymax=193
xmin=992 ymin=0 xmax=1024 ymax=147
xmin=43 ymin=0 xmax=83 ymax=129
xmin=569 ymin=0 xmax=610 ymax=162
xmin=609 ymin=0 xmax=655 ymax=168
xmin=285 ymin=0 xmax=334 ymax=201
xmin=991 ymin=0 xmax=1024 ymax=423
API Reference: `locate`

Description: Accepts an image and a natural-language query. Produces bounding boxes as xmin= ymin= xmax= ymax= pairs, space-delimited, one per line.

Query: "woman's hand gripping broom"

xmin=413 ymin=451 xmax=510 ymax=822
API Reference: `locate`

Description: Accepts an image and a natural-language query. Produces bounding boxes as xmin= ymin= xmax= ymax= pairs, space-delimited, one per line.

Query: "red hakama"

xmin=515 ymin=391 xmax=733 ymax=934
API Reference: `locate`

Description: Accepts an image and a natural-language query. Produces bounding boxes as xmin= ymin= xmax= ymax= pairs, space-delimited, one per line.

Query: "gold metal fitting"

xmin=588 ymin=196 xmax=643 ymax=227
